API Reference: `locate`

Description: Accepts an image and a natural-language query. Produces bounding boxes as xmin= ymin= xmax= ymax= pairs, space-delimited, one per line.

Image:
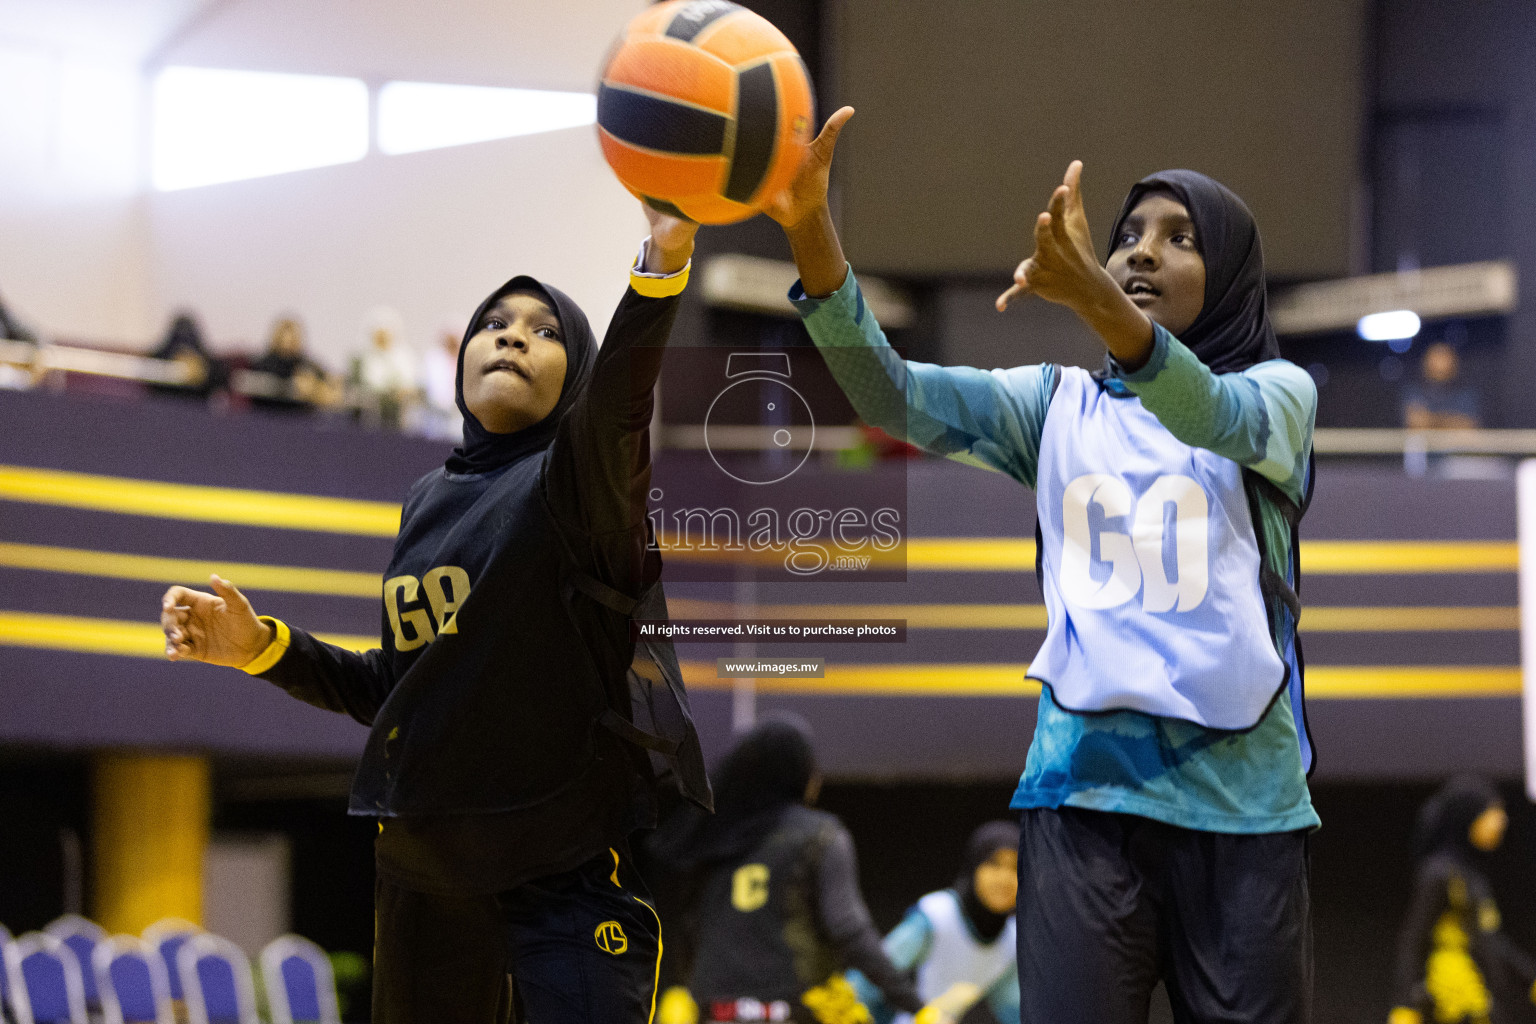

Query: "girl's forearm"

xmin=784 ymin=204 xmax=850 ymax=299
xmin=1075 ymin=285 xmax=1155 ymax=371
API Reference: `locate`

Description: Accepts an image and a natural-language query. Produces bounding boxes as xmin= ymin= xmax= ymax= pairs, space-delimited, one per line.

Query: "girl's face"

xmin=1107 ymin=191 xmax=1206 ymax=338
xmin=1470 ymin=803 xmax=1508 ymax=852
xmin=460 ymin=290 xmax=568 ymax=434
xmin=973 ymin=847 xmax=1018 ymax=915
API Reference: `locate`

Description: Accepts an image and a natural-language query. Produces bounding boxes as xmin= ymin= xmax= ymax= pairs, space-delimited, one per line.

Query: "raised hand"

xmin=995 ymin=161 xmax=1153 ymax=367
xmin=641 ymin=201 xmax=699 ymax=275
xmin=763 ymin=106 xmax=855 ymax=230
xmin=996 ymin=161 xmax=1109 ymax=312
xmin=161 ymin=574 xmax=272 ymax=667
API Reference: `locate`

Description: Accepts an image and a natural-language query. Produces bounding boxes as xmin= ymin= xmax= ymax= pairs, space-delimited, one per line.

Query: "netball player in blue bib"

xmin=766 ymin=109 xmax=1318 ymax=1023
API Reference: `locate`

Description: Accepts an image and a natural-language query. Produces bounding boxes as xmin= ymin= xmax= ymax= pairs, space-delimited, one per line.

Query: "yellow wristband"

xmin=630 ymin=261 xmax=690 ymax=298
xmin=240 ymin=617 xmax=291 ymax=675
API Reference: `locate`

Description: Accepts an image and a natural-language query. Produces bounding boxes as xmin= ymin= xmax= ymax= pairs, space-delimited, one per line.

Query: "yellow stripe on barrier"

xmin=682 ymin=661 xmax=1041 ymax=696
xmin=0 ymin=465 xmax=400 ymax=536
xmin=0 ymin=613 xmax=1519 ymax=700
xmin=664 ymin=538 xmax=1519 ymax=574
xmin=680 ymin=661 xmax=1524 ymax=699
xmin=666 ymin=599 xmax=1049 ymax=629
xmin=666 ymin=599 xmax=1517 ymax=632
xmin=0 ymin=542 xmax=381 ymax=597
xmin=904 ymin=539 xmax=1037 ymax=571
xmin=0 ymin=540 xmax=1519 ymax=632
xmin=0 ymin=465 xmax=1519 ymax=574
xmin=0 ymin=612 xmax=375 ymax=659
xmin=1303 ymin=606 xmax=1518 ymax=631
xmin=1304 ymin=666 xmax=1521 ymax=698
xmin=1300 ymin=540 xmax=1518 ymax=573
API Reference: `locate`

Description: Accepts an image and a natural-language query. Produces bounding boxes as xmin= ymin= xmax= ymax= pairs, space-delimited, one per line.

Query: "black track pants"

xmin=1017 ymin=807 xmax=1313 ymax=1024
xmin=372 ymin=847 xmax=662 ymax=1024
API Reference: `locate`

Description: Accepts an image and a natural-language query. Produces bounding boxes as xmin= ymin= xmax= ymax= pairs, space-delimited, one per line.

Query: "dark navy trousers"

xmin=372 ymin=847 xmax=662 ymax=1024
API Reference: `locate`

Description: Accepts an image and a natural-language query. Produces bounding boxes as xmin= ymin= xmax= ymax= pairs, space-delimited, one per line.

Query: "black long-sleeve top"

xmin=685 ymin=805 xmax=923 ymax=1017
xmin=1393 ymin=853 xmax=1536 ymax=1020
xmin=249 ymin=277 xmax=683 ymax=893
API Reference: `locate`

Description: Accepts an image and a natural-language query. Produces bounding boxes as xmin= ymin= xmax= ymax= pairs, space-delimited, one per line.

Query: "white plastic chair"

xmin=175 ymin=935 xmax=257 ymax=1024
xmin=3 ymin=932 xmax=87 ymax=1024
xmin=93 ymin=936 xmax=173 ymax=1024
xmin=258 ymin=935 xmax=340 ymax=1024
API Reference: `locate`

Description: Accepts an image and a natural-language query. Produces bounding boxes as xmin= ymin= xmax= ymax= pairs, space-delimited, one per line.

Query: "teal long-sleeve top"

xmin=788 ymin=267 xmax=1319 ymax=834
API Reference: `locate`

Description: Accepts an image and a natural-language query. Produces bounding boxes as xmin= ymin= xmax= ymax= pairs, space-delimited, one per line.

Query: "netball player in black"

xmin=649 ymin=716 xmax=922 ymax=1024
xmin=159 ymin=204 xmax=709 ymax=1024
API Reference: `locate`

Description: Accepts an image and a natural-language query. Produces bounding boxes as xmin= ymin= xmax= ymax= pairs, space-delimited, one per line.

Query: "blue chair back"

xmin=175 ymin=935 xmax=255 ymax=1024
xmin=138 ymin=920 xmax=198 ymax=1006
xmin=107 ymin=957 xmax=158 ymax=1022
xmin=43 ymin=918 xmax=105 ymax=1011
xmin=94 ymin=936 xmax=172 ymax=1024
xmin=3 ymin=933 xmax=86 ymax=1024
xmin=55 ymin=939 xmax=95 ymax=1008
xmin=194 ymin=958 xmax=238 ymax=1022
xmin=281 ymin=960 xmax=320 ymax=1021
xmin=153 ymin=936 xmax=192 ymax=1002
xmin=258 ymin=935 xmax=339 ymax=1024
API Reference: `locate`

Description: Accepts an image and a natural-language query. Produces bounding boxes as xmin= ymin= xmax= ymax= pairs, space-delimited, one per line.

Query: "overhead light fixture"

xmin=376 ymin=82 xmax=596 ymax=156
xmin=152 ymin=67 xmax=368 ymax=190
xmin=1357 ymin=310 xmax=1421 ymax=342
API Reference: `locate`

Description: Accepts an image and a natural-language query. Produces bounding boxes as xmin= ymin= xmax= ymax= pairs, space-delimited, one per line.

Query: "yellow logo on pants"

xmin=595 ymin=920 xmax=629 ymax=954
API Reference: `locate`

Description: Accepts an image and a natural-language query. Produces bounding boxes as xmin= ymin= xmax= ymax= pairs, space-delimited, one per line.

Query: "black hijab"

xmin=650 ymin=714 xmax=818 ymax=871
xmin=445 ymin=275 xmax=598 ymax=475
xmin=1413 ymin=774 xmax=1502 ymax=864
xmin=1105 ymin=169 xmax=1281 ymax=376
xmin=954 ymin=820 xmax=1017 ymax=943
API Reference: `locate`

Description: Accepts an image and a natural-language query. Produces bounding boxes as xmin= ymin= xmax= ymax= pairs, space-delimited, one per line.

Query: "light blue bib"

xmin=1031 ymin=368 xmax=1285 ymax=729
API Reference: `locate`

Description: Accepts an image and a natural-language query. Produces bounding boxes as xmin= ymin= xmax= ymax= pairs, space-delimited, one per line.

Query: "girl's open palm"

xmin=161 ymin=574 xmax=270 ymax=666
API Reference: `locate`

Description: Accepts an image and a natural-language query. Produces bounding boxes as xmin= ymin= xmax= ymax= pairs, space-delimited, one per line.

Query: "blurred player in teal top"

xmin=765 ymin=108 xmax=1317 ymax=1024
xmin=853 ymin=822 xmax=1021 ymax=1024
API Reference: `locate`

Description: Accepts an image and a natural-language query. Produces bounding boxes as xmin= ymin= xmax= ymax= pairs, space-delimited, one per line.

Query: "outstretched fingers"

xmin=996 ymin=260 xmax=1034 ymax=311
xmin=161 ymin=586 xmax=192 ymax=658
xmin=1062 ymin=160 xmax=1084 ymax=210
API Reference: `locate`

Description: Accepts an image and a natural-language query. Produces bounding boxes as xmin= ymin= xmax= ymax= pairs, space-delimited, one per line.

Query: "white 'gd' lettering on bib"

xmin=1031 ymin=368 xmax=1284 ymax=729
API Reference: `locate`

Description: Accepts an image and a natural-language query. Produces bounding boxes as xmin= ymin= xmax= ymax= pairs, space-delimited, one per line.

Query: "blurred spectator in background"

xmin=0 ymin=285 xmax=40 ymax=390
xmin=1390 ymin=776 xmax=1536 ymax=1024
xmin=648 ymin=715 xmax=923 ymax=1024
xmin=240 ymin=316 xmax=337 ymax=414
xmin=349 ymin=307 xmax=418 ymax=429
xmin=412 ymin=317 xmax=463 ymax=441
xmin=148 ymin=312 xmax=224 ymax=402
xmin=1403 ymin=342 xmax=1480 ymax=430
xmin=0 ymin=285 xmax=37 ymax=342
